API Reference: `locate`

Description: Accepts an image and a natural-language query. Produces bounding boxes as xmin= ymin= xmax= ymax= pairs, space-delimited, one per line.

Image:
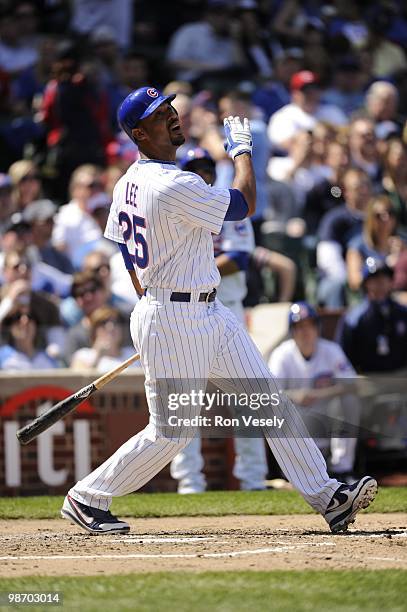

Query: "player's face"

xmin=292 ymin=318 xmax=318 ymax=358
xmin=135 ymin=101 xmax=185 ymax=156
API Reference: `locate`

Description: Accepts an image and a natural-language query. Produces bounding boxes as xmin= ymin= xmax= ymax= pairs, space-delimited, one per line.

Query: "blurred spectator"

xmin=272 ymin=0 xmax=320 ymax=45
xmin=327 ymin=3 xmax=369 ymax=50
xmin=365 ymin=12 xmax=407 ymax=78
xmin=23 ymin=198 xmax=73 ymax=274
xmin=0 ymin=249 xmax=63 ymax=353
xmin=0 ymin=305 xmax=58 ymax=370
xmin=235 ymin=0 xmax=275 ymax=80
xmin=218 ymin=89 xmax=271 ymax=235
xmin=269 ymin=301 xmax=358 ymax=481
xmin=322 ymin=56 xmax=365 ymax=118
xmin=337 ymin=258 xmax=407 ymax=373
xmin=103 ymin=165 xmax=124 ymax=199
xmin=267 ymin=70 xmax=347 ymax=151
xmin=63 ymin=271 xmax=109 ymax=361
xmin=382 ymin=138 xmax=407 ymax=229
xmin=268 ymin=129 xmax=329 ymax=214
xmin=0 ymin=173 xmax=15 ymax=234
xmin=70 ymin=0 xmax=133 ymax=51
xmin=252 ymin=47 xmax=304 ymax=122
xmin=393 ymin=250 xmax=407 ymax=293
xmin=317 ymin=168 xmax=372 ymax=307
xmin=348 ymin=117 xmax=383 ymax=190
xmin=302 ymin=18 xmax=331 ymax=80
xmin=39 ymin=40 xmax=112 ymax=201
xmin=347 ymin=195 xmax=405 ymax=292
xmin=250 ymin=246 xmax=297 ymax=303
xmin=365 ymin=81 xmax=402 ymax=138
xmin=311 ymin=122 xmax=338 ymax=168
xmin=89 ymin=25 xmax=120 ymax=89
xmin=70 ymin=306 xmax=134 ymax=372
xmin=8 ymin=160 xmax=42 ymax=211
xmin=0 ymin=7 xmax=38 ymax=75
xmin=304 ymin=139 xmax=349 ymax=231
xmin=52 ymin=164 xmax=104 ymax=268
xmin=166 ymin=0 xmax=245 ymax=84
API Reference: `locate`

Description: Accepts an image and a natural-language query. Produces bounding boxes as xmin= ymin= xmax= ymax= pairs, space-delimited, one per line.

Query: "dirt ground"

xmin=1 ymin=514 xmax=406 ymax=577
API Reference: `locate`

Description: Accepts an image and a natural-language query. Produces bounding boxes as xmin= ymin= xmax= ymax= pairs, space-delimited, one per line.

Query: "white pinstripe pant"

xmin=70 ymin=292 xmax=339 ymax=514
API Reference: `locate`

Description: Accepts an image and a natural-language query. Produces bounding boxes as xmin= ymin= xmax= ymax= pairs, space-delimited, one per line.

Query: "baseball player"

xmin=61 ymin=86 xmax=377 ymax=535
xmin=269 ymin=302 xmax=359 ymax=482
xmin=170 ymin=148 xmax=268 ymax=493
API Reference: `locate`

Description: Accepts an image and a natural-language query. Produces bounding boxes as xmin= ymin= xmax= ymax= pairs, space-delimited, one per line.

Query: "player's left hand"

xmin=223 ymin=116 xmax=253 ymax=160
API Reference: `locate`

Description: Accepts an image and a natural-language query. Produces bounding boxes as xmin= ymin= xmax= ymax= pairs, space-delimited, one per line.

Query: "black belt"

xmin=170 ymin=289 xmax=217 ymax=303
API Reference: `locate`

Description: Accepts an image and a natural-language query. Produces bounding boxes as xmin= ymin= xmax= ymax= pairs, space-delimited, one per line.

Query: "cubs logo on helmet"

xmin=147 ymin=88 xmax=159 ymax=98
xmin=288 ymin=301 xmax=318 ymax=328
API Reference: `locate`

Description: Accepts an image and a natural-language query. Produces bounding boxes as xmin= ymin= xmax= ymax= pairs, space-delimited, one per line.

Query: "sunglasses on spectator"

xmin=374 ymin=210 xmax=396 ymax=221
xmin=20 ymin=174 xmax=41 ymax=183
xmin=80 ymin=180 xmax=103 ymax=190
xmin=92 ymin=263 xmax=110 ymax=274
xmin=4 ymin=311 xmax=35 ymax=325
xmin=74 ymin=284 xmax=100 ymax=298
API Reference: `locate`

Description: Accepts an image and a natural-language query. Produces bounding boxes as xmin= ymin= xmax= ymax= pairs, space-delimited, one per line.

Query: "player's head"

xmin=179 ymin=147 xmax=216 ymax=185
xmin=288 ymin=302 xmax=319 ymax=357
xmin=117 ymin=86 xmax=184 ymax=154
xmin=361 ymin=257 xmax=393 ymax=302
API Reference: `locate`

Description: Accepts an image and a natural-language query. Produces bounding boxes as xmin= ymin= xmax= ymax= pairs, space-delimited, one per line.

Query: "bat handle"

xmin=93 ymin=353 xmax=140 ymax=389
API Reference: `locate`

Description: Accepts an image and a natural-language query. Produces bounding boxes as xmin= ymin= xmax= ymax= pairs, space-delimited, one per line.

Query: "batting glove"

xmin=223 ymin=116 xmax=253 ymax=160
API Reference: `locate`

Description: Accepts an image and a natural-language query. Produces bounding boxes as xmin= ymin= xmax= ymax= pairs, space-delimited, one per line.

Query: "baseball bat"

xmin=16 ymin=353 xmax=140 ymax=445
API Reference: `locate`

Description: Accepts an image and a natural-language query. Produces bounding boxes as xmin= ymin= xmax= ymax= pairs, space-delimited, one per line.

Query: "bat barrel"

xmin=16 ymin=383 xmax=96 ymax=445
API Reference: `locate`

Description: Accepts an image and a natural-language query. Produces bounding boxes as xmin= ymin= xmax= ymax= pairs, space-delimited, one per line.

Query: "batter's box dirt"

xmin=0 ymin=514 xmax=406 ymax=577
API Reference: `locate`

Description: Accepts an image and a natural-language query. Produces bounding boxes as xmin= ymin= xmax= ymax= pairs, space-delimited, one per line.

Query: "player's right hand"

xmin=223 ymin=116 xmax=253 ymax=160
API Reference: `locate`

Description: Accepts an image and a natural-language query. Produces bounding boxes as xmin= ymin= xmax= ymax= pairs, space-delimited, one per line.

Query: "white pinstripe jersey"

xmin=213 ymin=219 xmax=255 ymax=304
xmin=104 ymin=159 xmax=230 ymax=291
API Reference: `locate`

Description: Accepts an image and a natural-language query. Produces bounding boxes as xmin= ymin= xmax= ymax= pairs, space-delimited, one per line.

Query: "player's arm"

xmin=216 ymin=251 xmax=249 ymax=277
xmin=128 ymin=270 xmax=143 ymax=298
xmin=224 ymin=117 xmax=256 ymax=216
xmin=118 ymin=244 xmax=143 ymax=298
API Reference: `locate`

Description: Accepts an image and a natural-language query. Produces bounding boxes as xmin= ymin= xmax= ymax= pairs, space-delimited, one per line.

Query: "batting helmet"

xmin=179 ymin=147 xmax=215 ymax=171
xmin=288 ymin=301 xmax=319 ymax=328
xmin=117 ymin=86 xmax=176 ymax=142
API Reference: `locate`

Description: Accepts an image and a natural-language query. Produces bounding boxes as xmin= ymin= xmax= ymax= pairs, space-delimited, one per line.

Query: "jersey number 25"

xmin=119 ymin=211 xmax=149 ymax=268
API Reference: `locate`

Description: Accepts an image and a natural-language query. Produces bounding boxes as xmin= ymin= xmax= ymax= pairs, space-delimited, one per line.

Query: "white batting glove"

xmin=223 ymin=116 xmax=253 ymax=160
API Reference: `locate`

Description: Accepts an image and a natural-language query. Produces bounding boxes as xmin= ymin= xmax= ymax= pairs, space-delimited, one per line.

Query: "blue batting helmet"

xmin=117 ymin=86 xmax=176 ymax=142
xmin=288 ymin=301 xmax=318 ymax=328
xmin=179 ymin=147 xmax=215 ymax=171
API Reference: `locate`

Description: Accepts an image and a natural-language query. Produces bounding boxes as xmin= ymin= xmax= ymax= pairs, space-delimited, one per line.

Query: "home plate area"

xmin=1 ymin=514 xmax=407 ymax=576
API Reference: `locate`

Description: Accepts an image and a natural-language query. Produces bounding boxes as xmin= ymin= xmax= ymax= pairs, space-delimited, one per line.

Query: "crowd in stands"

xmin=1 ymin=0 xmax=407 ymax=390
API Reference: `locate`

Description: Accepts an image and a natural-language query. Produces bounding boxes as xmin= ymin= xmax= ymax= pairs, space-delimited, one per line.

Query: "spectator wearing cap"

xmin=251 ymin=47 xmax=304 ymax=122
xmin=70 ymin=306 xmax=135 ymax=372
xmin=51 ymin=165 xmax=105 ymax=269
xmin=321 ymin=56 xmax=365 ymax=118
xmin=0 ymin=305 xmax=59 ymax=371
xmin=267 ymin=70 xmax=347 ymax=152
xmin=317 ymin=168 xmax=372 ymax=307
xmin=0 ymin=173 xmax=15 ymax=235
xmin=23 ymin=199 xmax=73 ymax=275
xmin=382 ymin=138 xmax=407 ymax=230
xmin=348 ymin=117 xmax=383 ymax=190
xmin=166 ymin=0 xmax=245 ymax=84
xmin=269 ymin=301 xmax=358 ymax=481
xmin=346 ymin=195 xmax=405 ymax=293
xmin=336 ymin=258 xmax=407 ymax=373
xmin=8 ymin=160 xmax=42 ymax=211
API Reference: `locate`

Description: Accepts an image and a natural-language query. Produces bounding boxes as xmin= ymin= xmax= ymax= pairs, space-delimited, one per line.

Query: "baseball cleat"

xmin=61 ymin=494 xmax=130 ymax=535
xmin=325 ymin=476 xmax=378 ymax=533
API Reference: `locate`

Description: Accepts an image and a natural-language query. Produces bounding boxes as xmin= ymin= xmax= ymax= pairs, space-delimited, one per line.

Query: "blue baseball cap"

xmin=179 ymin=147 xmax=215 ymax=170
xmin=288 ymin=301 xmax=318 ymax=328
xmin=117 ymin=86 xmax=176 ymax=142
xmin=362 ymin=257 xmax=393 ymax=284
